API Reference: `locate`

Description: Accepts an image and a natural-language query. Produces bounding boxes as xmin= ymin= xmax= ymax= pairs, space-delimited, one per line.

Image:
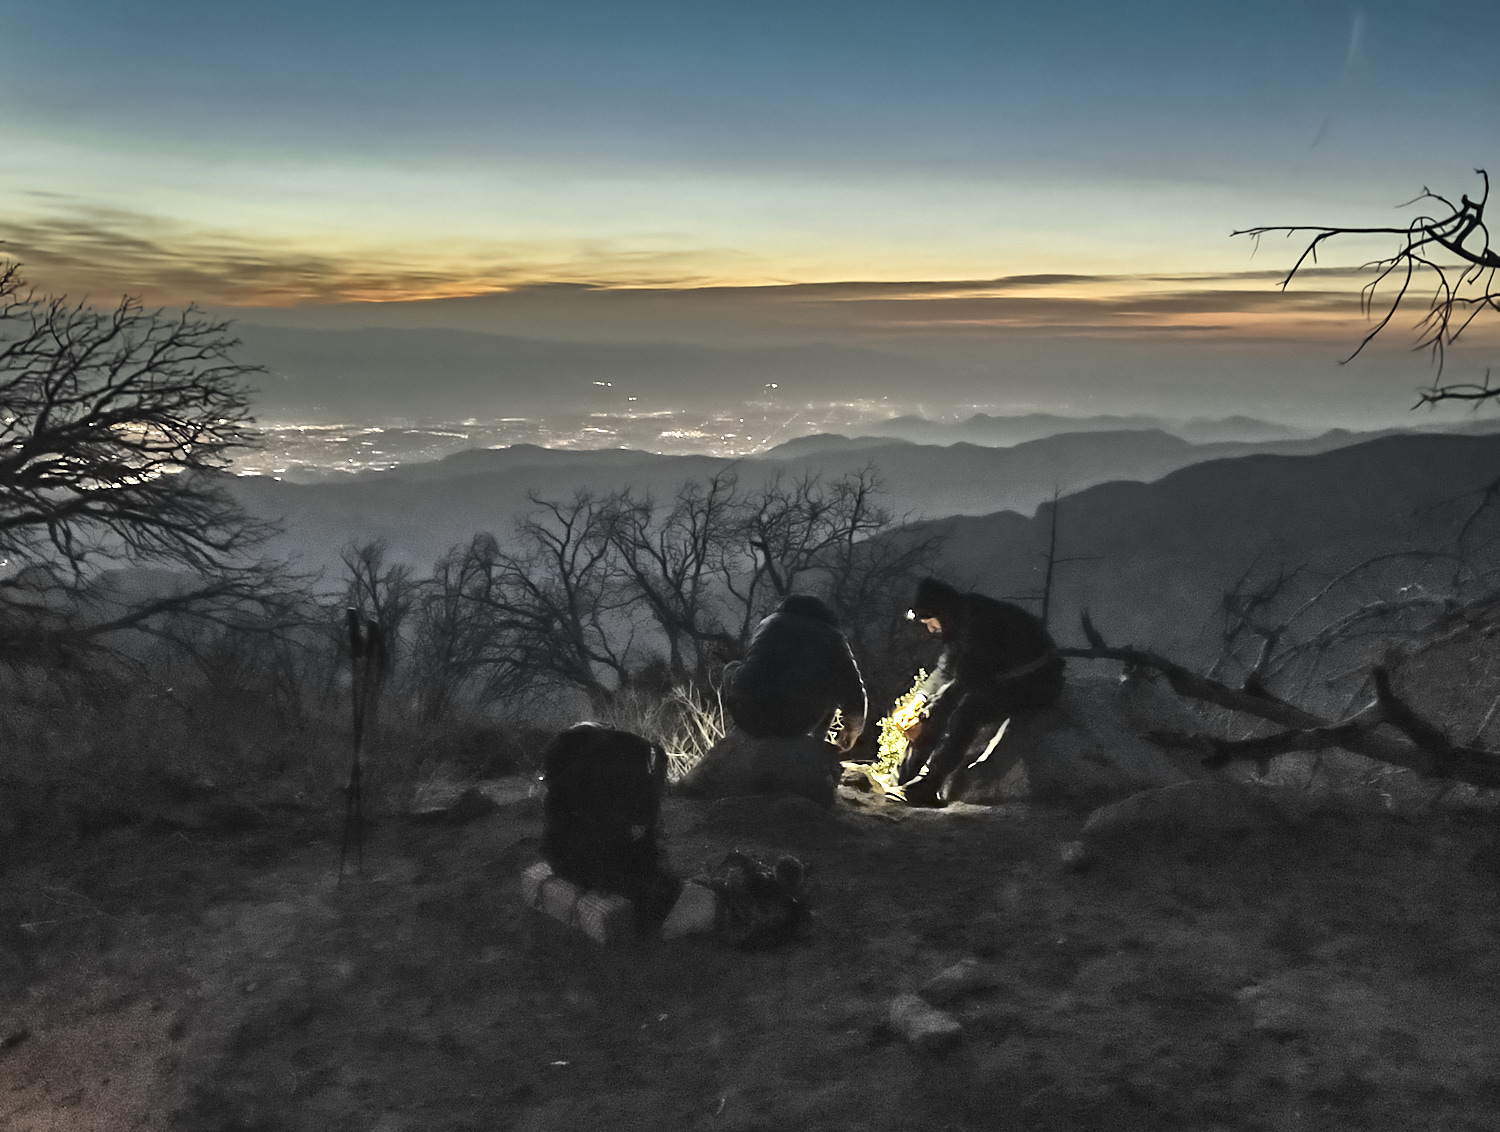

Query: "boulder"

xmin=660 ymin=882 xmax=718 ymax=940
xmin=888 ymin=994 xmax=962 ymax=1053
xmin=939 ymin=675 xmax=1207 ymax=806
xmin=1080 ymin=777 xmax=1295 ymax=850
xmin=406 ymin=785 xmax=498 ymax=825
xmin=920 ymin=958 xmax=1005 ymax=1006
xmin=676 ymin=730 xmax=838 ymax=808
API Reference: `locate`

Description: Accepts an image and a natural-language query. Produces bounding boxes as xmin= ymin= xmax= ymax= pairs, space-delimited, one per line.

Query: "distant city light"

xmin=232 ymin=399 xmax=926 ymax=478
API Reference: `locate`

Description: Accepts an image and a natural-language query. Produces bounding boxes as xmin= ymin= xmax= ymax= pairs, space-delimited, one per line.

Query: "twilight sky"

xmin=2 ymin=0 xmax=1499 ymax=426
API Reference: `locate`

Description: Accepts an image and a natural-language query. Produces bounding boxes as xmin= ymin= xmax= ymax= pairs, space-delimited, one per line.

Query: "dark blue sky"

xmin=1 ymin=0 xmax=1496 ymax=423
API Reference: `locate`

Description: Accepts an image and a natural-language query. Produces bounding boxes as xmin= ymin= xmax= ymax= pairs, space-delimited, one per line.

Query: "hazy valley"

xmin=231 ymin=419 xmax=1500 ymax=595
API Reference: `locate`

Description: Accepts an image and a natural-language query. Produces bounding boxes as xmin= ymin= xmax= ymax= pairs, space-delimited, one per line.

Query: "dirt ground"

xmin=4 ymin=779 xmax=1500 ymax=1132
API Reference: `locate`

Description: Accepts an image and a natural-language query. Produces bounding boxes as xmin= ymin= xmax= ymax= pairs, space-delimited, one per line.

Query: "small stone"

xmin=1058 ymin=840 xmax=1090 ymax=872
xmin=889 ymin=993 xmax=962 ymax=1053
xmin=661 ymin=883 xmax=718 ymax=940
xmin=920 ymin=959 xmax=1002 ymax=1006
xmin=1235 ymin=984 xmax=1308 ymax=1039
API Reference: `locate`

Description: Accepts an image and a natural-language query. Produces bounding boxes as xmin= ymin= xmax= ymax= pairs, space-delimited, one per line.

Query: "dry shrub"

xmin=600 ymin=684 xmax=728 ymax=782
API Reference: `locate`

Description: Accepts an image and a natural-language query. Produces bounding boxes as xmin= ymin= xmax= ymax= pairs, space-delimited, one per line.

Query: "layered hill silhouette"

xmin=862 ymin=411 xmax=1315 ymax=447
xmin=918 ymin=431 xmax=1500 ymax=662
xmin=229 ymin=424 xmax=1488 ymax=578
xmin=228 ymin=425 xmax=1500 ymax=614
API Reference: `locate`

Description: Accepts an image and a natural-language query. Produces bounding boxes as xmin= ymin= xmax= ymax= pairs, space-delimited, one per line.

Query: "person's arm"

xmin=914 ymin=648 xmax=957 ymax=702
xmin=891 ymin=649 xmax=956 ymax=738
xmin=833 ymin=639 xmax=868 ymax=750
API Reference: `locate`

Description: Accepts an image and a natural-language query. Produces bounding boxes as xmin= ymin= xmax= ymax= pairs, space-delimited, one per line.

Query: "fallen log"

xmin=1061 ymin=615 xmax=1500 ymax=791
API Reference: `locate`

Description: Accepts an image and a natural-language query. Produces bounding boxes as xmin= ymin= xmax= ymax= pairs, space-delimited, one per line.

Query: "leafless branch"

xmin=0 ymin=262 xmax=292 ymax=664
xmin=1071 ymin=612 xmax=1500 ymax=790
xmin=1234 ymin=170 xmax=1500 ymax=401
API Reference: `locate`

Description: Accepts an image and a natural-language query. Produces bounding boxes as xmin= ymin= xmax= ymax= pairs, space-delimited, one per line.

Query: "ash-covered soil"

xmin=4 ymin=781 xmax=1500 ymax=1132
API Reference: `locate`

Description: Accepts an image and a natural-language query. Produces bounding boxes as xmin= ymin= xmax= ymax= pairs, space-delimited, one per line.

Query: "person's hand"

xmin=891 ymin=696 xmax=926 ymax=737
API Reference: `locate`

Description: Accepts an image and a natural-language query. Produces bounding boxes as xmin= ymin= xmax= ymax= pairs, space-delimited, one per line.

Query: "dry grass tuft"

xmin=601 ymin=684 xmax=728 ymax=782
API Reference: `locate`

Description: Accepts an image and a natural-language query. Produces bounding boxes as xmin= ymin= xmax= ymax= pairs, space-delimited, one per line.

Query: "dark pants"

xmin=898 ymin=664 xmax=1063 ymax=803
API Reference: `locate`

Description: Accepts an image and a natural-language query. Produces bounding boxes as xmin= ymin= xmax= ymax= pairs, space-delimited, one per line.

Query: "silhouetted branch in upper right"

xmin=1234 ymin=169 xmax=1500 ymax=404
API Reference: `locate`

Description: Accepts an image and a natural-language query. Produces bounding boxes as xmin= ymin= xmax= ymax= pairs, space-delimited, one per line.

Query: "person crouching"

xmin=723 ymin=594 xmax=867 ymax=756
xmin=893 ymin=577 xmax=1064 ymax=806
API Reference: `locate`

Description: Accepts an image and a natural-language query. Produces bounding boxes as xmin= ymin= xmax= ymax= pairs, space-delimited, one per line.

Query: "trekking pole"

xmin=339 ymin=608 xmax=387 ymax=885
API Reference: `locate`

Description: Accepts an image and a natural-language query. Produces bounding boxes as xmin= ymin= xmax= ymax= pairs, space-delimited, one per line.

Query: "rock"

xmin=677 ymin=730 xmax=837 ymax=808
xmin=888 ymin=993 xmax=962 ymax=1053
xmin=661 ymin=882 xmax=718 ymax=940
xmin=1235 ymin=969 xmax=1388 ymax=1049
xmin=476 ymin=777 xmax=542 ymax=808
xmin=920 ymin=959 xmax=1004 ymax=1006
xmin=520 ymin=861 xmax=636 ymax=945
xmin=1235 ymin=984 xmax=1309 ymax=1040
xmin=1058 ymin=840 xmax=1090 ymax=872
xmin=1080 ymin=778 xmax=1292 ymax=849
xmin=408 ymin=785 xmax=499 ymax=825
xmin=940 ymin=676 xmax=1203 ymax=807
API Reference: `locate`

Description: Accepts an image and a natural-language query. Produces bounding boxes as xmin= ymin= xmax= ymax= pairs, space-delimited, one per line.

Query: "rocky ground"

xmin=4 ymin=778 xmax=1500 ymax=1131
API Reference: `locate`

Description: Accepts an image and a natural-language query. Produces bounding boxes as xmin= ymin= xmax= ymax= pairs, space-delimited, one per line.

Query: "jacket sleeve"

xmin=915 ymin=648 xmax=958 ymax=702
xmin=834 ymin=637 xmax=868 ymax=731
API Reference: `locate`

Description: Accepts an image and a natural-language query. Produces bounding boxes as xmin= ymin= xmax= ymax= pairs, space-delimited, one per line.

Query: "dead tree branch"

xmin=1234 ymin=169 xmax=1500 ymax=401
xmin=1065 ymin=612 xmax=1500 ymax=789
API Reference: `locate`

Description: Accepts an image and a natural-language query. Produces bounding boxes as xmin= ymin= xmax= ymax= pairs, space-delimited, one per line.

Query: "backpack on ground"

xmin=540 ymin=722 xmax=679 ymax=926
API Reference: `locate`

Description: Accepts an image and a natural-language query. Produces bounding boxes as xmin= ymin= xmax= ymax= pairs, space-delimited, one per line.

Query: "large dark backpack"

xmin=540 ymin=723 xmax=678 ymax=924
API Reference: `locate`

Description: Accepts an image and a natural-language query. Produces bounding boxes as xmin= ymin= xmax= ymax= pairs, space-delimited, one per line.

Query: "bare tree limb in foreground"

xmin=1234 ymin=169 xmax=1500 ymax=405
xmin=1062 ymin=612 xmax=1500 ymax=791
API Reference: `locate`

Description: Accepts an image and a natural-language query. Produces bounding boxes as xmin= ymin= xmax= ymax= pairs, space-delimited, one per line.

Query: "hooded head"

xmin=907 ymin=577 xmax=962 ymax=625
xmin=777 ymin=593 xmax=840 ymax=628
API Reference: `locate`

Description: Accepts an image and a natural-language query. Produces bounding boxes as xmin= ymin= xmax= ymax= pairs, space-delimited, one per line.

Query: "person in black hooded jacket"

xmin=723 ymin=594 xmax=867 ymax=753
xmin=894 ymin=576 xmax=1064 ymax=804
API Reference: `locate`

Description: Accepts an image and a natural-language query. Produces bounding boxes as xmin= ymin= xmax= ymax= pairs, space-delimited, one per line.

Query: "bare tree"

xmin=340 ymin=539 xmax=418 ymax=675
xmin=1235 ymin=169 xmax=1500 ymax=405
xmin=606 ymin=472 xmax=742 ymax=686
xmin=394 ymin=469 xmax=935 ymax=717
xmin=1010 ymin=488 xmax=1101 ymax=630
xmin=451 ymin=494 xmax=635 ymax=710
xmin=727 ymin=466 xmax=905 ymax=643
xmin=407 ymin=535 xmax=536 ymax=721
xmin=0 ymin=262 xmax=282 ymax=660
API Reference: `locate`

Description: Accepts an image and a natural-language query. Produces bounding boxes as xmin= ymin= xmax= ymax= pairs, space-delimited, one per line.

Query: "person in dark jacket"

xmin=723 ymin=594 xmax=867 ymax=753
xmin=894 ymin=577 xmax=1064 ymax=805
